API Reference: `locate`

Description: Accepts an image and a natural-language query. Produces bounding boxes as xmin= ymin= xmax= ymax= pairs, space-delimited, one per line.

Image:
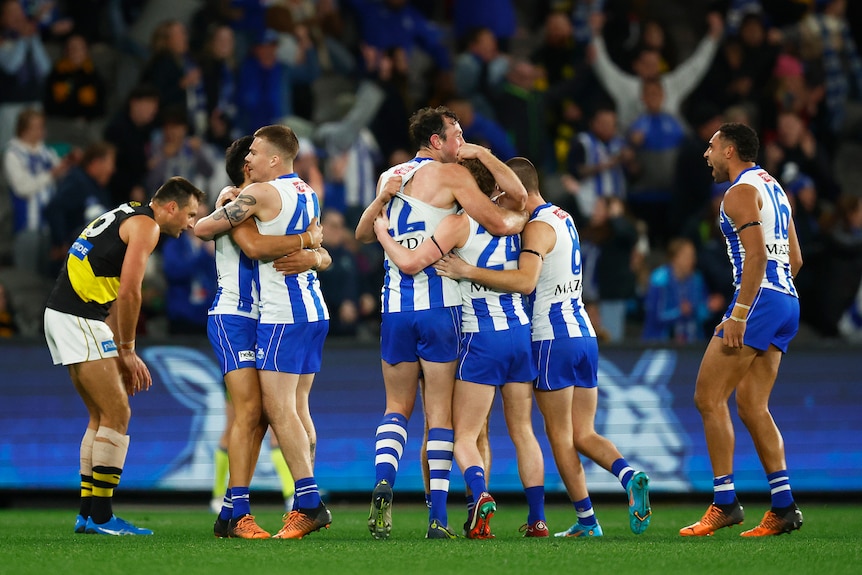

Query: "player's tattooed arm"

xmin=222 ymin=193 xmax=257 ymax=227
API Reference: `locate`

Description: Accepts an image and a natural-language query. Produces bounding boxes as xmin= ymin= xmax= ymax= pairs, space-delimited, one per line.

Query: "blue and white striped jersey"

xmin=530 ymin=203 xmax=597 ymax=341
xmin=379 ymin=158 xmax=461 ymax=313
xmin=208 ymin=234 xmax=260 ymax=319
xmin=719 ymin=166 xmax=797 ymax=297
xmin=256 ymin=173 xmax=329 ymax=324
xmin=455 ymin=217 xmax=529 ymax=332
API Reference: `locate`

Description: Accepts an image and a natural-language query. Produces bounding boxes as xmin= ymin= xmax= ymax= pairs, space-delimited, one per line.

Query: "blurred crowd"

xmin=1 ymin=0 xmax=862 ymax=344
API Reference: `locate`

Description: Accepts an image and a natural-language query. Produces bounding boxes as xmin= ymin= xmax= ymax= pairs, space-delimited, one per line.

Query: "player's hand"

xmin=433 ymin=254 xmax=470 ymax=280
xmin=305 ymin=218 xmax=322 ymax=249
xmin=379 ymin=176 xmax=401 ymax=202
xmin=715 ymin=317 xmax=746 ymax=349
xmin=457 ymin=142 xmax=489 ymax=161
xmin=373 ymin=213 xmax=390 ymax=239
xmin=118 ymin=350 xmax=152 ymax=395
xmin=272 ymin=249 xmax=315 ymax=275
xmin=216 ymin=186 xmax=240 ymax=208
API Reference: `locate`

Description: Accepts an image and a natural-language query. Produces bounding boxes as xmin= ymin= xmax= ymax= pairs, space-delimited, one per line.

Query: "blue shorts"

xmin=533 ymin=336 xmax=599 ymax=391
xmin=256 ymin=320 xmax=329 ymax=374
xmin=380 ymin=307 xmax=462 ymax=365
xmin=718 ymin=288 xmax=799 ymax=352
xmin=207 ymin=314 xmax=258 ymax=375
xmin=457 ymin=324 xmax=538 ymax=386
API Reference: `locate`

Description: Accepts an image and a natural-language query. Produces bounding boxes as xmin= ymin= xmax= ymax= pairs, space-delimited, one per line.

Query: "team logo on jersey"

xmin=238 ymin=350 xmax=255 ymax=362
xmin=102 ymin=340 xmax=117 ymax=353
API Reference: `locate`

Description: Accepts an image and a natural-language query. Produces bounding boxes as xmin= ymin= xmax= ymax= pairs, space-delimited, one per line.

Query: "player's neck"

xmin=728 ymin=161 xmax=757 ymax=183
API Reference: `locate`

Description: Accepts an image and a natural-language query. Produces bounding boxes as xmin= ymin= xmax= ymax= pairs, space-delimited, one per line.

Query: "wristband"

xmin=734 ymin=302 xmax=751 ymax=310
xmin=300 ymin=232 xmax=305 ymax=250
xmin=117 ymin=340 xmax=135 ymax=350
xmin=728 ymin=315 xmax=747 ymax=323
xmin=313 ymin=250 xmax=322 ymax=270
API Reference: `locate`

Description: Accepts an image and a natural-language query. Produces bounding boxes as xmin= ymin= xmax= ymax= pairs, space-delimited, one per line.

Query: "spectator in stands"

xmin=22 ymin=0 xmax=73 ymax=41
xmin=343 ymin=0 xmax=452 ymax=102
xmin=43 ymin=33 xmax=107 ymax=122
xmin=589 ymin=10 xmax=724 ymax=131
xmin=46 ymin=141 xmax=115 ymax=270
xmin=236 ymin=29 xmax=292 ymax=136
xmin=769 ymin=52 xmax=822 ymax=126
xmin=293 ymin=137 xmax=325 ymax=205
xmin=452 ymin=0 xmax=516 ymax=52
xmin=161 ymin=219 xmax=217 ymax=336
xmin=318 ymin=208 xmax=364 ymax=337
xmin=642 ymin=237 xmax=710 ymax=343
xmin=494 ymin=59 xmax=550 ymax=169
xmin=104 ymin=84 xmax=159 ymax=205
xmin=199 ymin=24 xmax=239 ymax=150
xmin=366 ymin=46 xmax=411 ymax=161
xmin=0 ymin=0 xmax=51 ymax=147
xmin=565 ymin=105 xmax=633 ymax=225
xmin=814 ymin=194 xmax=862 ymax=337
xmin=626 ymin=78 xmax=687 ymax=247
xmin=140 ymin=19 xmax=205 ymax=134
xmin=670 ymin=102 xmax=724 ymax=237
xmin=0 ymin=281 xmax=17 ymax=337
xmin=446 ymin=98 xmax=517 ymax=161
xmin=2 ymin=107 xmax=73 ymax=274
xmin=145 ymin=105 xmax=216 ymax=198
xmin=266 ymin=3 xmax=324 ymax=121
xmin=453 ymin=26 xmax=509 ymax=121
xmin=579 ymin=196 xmax=640 ymax=343
xmin=763 ymin=110 xmax=839 ymax=201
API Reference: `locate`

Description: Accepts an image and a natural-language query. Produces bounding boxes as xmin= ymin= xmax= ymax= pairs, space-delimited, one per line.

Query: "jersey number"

xmin=766 ymin=184 xmax=791 ymax=240
xmin=565 ymin=218 xmax=582 ymax=274
xmin=84 ymin=204 xmax=136 ymax=238
xmin=477 ymin=235 xmax=520 ymax=270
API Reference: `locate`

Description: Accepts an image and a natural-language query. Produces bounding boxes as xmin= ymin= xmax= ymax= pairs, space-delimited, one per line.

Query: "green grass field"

xmin=2 ymin=502 xmax=860 ymax=575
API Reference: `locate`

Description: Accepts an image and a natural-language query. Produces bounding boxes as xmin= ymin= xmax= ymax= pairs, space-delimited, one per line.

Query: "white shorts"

xmin=44 ymin=307 xmax=119 ymax=365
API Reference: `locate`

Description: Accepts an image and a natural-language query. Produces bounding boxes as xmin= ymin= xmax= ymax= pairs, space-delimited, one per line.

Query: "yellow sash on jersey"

xmin=67 ymin=254 xmax=120 ymax=304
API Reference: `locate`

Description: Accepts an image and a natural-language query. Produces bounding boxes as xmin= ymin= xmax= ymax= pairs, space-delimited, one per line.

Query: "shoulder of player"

xmin=120 ymin=212 xmax=160 ymax=244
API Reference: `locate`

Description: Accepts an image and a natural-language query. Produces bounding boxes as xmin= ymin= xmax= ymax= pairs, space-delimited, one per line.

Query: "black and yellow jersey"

xmin=46 ymin=202 xmax=155 ymax=321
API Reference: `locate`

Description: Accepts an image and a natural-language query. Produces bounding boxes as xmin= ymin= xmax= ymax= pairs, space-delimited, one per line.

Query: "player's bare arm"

xmin=271 ymin=246 xmax=332 ymax=275
xmin=231 ymin=217 xmax=321 ymax=261
xmin=434 ymin=220 xmax=554 ymax=294
xmin=458 ymin=144 xmax=527 ymax=209
xmin=355 ymin=175 xmax=402 ymax=243
xmin=717 ymin=183 xmax=767 ymax=349
xmin=445 ymin=162 xmax=528 ymax=237
xmin=115 ymin=215 xmax=160 ymax=395
xmin=374 ymin=212 xmax=469 ymax=275
xmin=194 ymin=183 xmax=271 ymax=240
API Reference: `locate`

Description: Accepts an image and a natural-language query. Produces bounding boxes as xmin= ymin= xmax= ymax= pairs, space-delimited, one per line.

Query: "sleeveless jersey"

xmin=719 ymin=165 xmax=797 ymax=297
xmin=529 ymin=203 xmax=597 ymax=341
xmin=208 ymin=234 xmax=260 ymax=319
xmin=454 ymin=217 xmax=529 ymax=332
xmin=46 ymin=202 xmax=153 ymax=321
xmin=256 ymin=173 xmax=328 ymax=324
xmin=379 ymin=158 xmax=461 ymax=313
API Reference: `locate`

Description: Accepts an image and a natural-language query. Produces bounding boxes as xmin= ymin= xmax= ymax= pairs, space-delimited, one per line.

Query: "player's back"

xmin=209 ymin=235 xmax=260 ymax=319
xmin=455 ymin=217 xmax=529 ymax=332
xmin=256 ymin=174 xmax=328 ymax=324
xmin=530 ymin=203 xmax=596 ymax=341
xmin=720 ymin=166 xmax=797 ymax=297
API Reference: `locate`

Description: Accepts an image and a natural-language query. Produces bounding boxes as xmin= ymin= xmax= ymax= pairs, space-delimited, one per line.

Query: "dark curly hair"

xmin=718 ymin=122 xmax=759 ymax=162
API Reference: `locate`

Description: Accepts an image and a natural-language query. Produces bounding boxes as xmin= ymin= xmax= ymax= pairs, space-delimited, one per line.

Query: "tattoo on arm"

xmin=219 ymin=194 xmax=257 ymax=226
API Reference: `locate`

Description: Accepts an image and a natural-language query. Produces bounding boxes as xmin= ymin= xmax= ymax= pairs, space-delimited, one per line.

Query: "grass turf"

xmin=1 ymin=502 xmax=860 ymax=575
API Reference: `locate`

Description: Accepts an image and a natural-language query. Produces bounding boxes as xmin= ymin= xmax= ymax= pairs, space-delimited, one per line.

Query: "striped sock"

xmin=767 ymin=470 xmax=795 ymax=509
xmin=219 ymin=489 xmax=233 ymax=521
xmin=427 ymin=427 xmax=454 ymax=526
xmin=374 ymin=413 xmax=408 ymax=487
xmin=231 ymin=486 xmax=250 ymax=518
xmin=574 ymin=497 xmax=597 ymax=527
xmin=611 ymin=458 xmax=635 ymax=490
xmin=295 ymin=477 xmax=322 ymax=510
xmin=713 ymin=474 xmax=736 ymax=506
xmin=525 ymin=485 xmax=545 ymax=524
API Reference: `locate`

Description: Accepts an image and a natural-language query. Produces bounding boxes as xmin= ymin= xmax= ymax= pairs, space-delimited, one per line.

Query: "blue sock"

xmin=713 ymin=474 xmax=736 ymax=506
xmin=230 ymin=486 xmax=250 ymax=518
xmin=611 ymin=458 xmax=635 ymax=490
xmin=525 ymin=485 xmax=545 ymax=524
xmin=574 ymin=497 xmax=597 ymax=526
xmin=374 ymin=413 xmax=408 ymax=487
xmin=464 ymin=466 xmax=487 ymax=498
xmin=767 ymin=470 xmax=794 ymax=509
xmin=427 ymin=427 xmax=454 ymax=526
xmin=218 ymin=488 xmax=232 ymax=521
xmin=427 ymin=493 xmax=433 ymax=522
xmin=294 ymin=477 xmax=322 ymax=509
